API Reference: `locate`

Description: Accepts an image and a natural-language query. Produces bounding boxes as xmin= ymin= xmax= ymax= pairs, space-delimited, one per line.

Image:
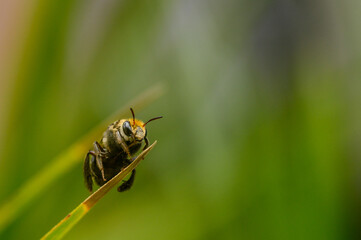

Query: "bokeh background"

xmin=0 ymin=0 xmax=360 ymax=239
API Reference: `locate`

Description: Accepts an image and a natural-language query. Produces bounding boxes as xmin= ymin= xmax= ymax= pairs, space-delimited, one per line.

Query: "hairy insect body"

xmin=102 ymin=122 xmax=138 ymax=155
xmin=83 ymin=109 xmax=162 ymax=193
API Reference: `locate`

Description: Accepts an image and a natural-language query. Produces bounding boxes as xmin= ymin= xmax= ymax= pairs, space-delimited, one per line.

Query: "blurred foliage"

xmin=0 ymin=0 xmax=360 ymax=240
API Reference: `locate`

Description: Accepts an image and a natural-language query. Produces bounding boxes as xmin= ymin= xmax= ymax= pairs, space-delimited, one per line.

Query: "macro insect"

xmin=83 ymin=108 xmax=162 ymax=192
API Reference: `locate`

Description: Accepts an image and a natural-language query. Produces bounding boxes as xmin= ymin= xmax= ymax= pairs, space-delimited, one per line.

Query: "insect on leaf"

xmin=0 ymin=83 xmax=164 ymax=233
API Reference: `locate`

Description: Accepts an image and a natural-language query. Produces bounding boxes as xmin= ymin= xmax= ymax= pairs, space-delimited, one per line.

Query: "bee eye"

xmin=122 ymin=121 xmax=133 ymax=136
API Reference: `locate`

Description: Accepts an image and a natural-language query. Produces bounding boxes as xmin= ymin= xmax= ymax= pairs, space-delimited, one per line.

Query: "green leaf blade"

xmin=41 ymin=141 xmax=157 ymax=240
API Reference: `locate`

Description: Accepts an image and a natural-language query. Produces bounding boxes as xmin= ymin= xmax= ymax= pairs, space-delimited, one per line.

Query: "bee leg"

xmin=83 ymin=151 xmax=94 ymax=192
xmin=117 ymin=169 xmax=136 ymax=192
xmin=93 ymin=141 xmax=107 ymax=181
xmin=142 ymin=136 xmax=149 ymax=151
xmin=116 ymin=130 xmax=132 ymax=158
xmin=89 ymin=154 xmax=106 ymax=186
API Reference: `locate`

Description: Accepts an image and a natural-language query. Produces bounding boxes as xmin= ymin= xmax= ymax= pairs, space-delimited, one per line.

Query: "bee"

xmin=83 ymin=108 xmax=162 ymax=192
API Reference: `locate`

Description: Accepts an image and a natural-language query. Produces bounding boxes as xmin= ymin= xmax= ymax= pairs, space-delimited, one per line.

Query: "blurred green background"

xmin=0 ymin=0 xmax=360 ymax=239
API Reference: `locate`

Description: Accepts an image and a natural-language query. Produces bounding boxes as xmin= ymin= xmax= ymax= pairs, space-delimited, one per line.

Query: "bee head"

xmin=120 ymin=108 xmax=162 ymax=142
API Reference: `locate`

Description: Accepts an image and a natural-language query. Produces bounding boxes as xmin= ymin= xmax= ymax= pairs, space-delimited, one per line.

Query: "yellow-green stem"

xmin=41 ymin=141 xmax=157 ymax=240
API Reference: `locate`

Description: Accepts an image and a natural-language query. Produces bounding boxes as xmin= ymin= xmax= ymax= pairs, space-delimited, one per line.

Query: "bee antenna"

xmin=130 ymin=108 xmax=136 ymax=125
xmin=143 ymin=116 xmax=163 ymax=127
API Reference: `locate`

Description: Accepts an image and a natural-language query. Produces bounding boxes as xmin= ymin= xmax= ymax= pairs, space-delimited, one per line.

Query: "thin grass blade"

xmin=41 ymin=141 xmax=157 ymax=240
